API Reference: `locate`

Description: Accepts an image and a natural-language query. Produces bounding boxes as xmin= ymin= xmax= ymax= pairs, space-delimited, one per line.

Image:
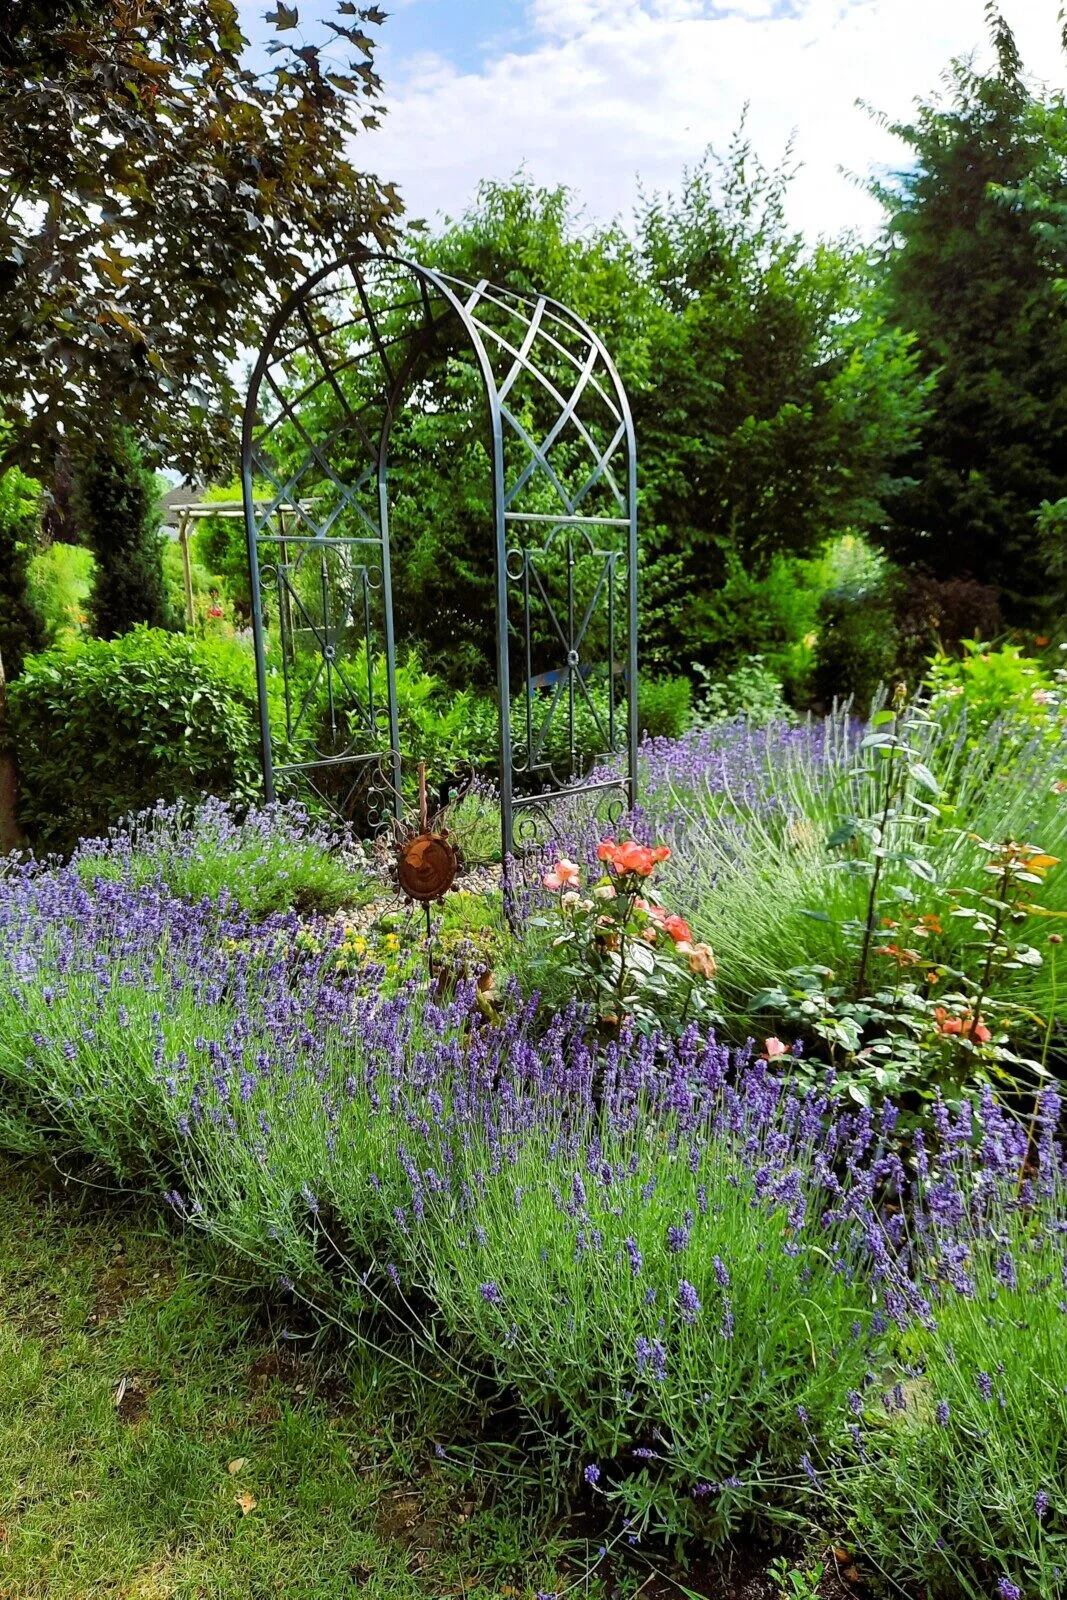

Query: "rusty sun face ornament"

xmin=394 ymin=828 xmax=463 ymax=903
xmin=390 ymin=761 xmax=464 ymax=907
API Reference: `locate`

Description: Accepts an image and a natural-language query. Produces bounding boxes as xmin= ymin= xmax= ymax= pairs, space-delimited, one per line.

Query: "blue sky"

xmin=379 ymin=0 xmax=532 ymax=73
xmin=239 ymin=0 xmax=533 ymax=73
xmin=238 ymin=0 xmax=1067 ymax=240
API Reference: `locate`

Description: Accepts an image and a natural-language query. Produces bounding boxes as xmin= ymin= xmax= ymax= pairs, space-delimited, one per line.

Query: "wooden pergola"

xmin=161 ymin=495 xmax=309 ymax=628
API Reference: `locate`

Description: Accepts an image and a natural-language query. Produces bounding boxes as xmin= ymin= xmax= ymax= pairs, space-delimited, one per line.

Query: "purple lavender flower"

xmin=799 ymin=1453 xmax=820 ymax=1490
xmin=667 ymin=1223 xmax=690 ymax=1254
xmin=583 ymin=1464 xmax=601 ymax=1486
xmin=1036 ymin=1489 xmax=1050 ymax=1520
xmin=935 ymin=1401 xmax=950 ymax=1427
xmin=997 ymin=1580 xmax=1021 ymax=1600
xmin=478 ymin=1281 xmax=502 ymax=1305
xmin=677 ymin=1280 xmax=701 ymax=1323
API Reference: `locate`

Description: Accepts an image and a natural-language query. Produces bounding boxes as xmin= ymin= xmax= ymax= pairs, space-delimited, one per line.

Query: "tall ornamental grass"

xmin=553 ymin=707 xmax=1067 ymax=1037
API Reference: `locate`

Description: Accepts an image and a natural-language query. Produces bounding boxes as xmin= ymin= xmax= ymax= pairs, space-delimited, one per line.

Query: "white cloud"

xmin=368 ymin=0 xmax=1067 ymax=240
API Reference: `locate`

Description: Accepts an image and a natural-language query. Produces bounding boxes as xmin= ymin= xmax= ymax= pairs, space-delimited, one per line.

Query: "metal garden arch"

xmin=241 ymin=252 xmax=638 ymax=857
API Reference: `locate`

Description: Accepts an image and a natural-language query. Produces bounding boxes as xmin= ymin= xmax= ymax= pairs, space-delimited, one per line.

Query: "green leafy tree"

xmin=74 ymin=426 xmax=171 ymax=638
xmin=0 ymin=458 xmax=46 ymax=679
xmin=391 ymin=181 xmax=652 ymax=686
xmin=874 ymin=10 xmax=1067 ymax=618
xmin=634 ymin=132 xmax=929 ymax=669
xmin=276 ymin=165 xmax=926 ymax=687
xmin=0 ymin=0 xmax=400 ymax=484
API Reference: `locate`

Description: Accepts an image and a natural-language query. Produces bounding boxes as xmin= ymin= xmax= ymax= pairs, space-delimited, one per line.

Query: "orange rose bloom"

xmin=934 ymin=1007 xmax=962 ymax=1035
xmin=934 ymin=1007 xmax=990 ymax=1042
xmin=543 ymin=858 xmax=581 ymax=891
xmin=612 ymin=840 xmax=655 ymax=877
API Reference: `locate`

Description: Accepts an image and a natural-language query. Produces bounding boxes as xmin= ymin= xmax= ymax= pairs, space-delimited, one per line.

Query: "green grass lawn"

xmin=0 ymin=1161 xmax=595 ymax=1600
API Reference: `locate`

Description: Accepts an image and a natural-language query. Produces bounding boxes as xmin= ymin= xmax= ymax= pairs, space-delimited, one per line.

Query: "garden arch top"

xmin=241 ymin=252 xmax=638 ymax=857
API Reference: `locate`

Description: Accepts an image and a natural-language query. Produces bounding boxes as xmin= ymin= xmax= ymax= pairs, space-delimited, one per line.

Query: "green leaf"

xmin=749 ymin=988 xmax=788 ymax=1011
xmin=908 ymin=761 xmax=941 ymax=795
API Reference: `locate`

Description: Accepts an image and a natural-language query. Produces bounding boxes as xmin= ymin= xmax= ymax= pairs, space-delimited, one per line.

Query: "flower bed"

xmin=2 ymin=696 xmax=1066 ymax=1596
xmin=0 ymin=821 xmax=1065 ymax=1595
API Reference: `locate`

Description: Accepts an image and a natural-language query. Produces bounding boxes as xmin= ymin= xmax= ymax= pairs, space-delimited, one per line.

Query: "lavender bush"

xmin=0 ymin=852 xmax=912 ymax=1544
xmin=70 ymin=796 xmax=364 ymax=918
xmin=833 ymin=1090 xmax=1067 ymax=1599
xmin=2 ymin=705 xmax=1066 ymax=1590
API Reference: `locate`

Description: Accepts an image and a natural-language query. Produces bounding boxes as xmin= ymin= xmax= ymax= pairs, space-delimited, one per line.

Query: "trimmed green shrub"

xmin=638 ymin=674 xmax=692 ymax=739
xmin=74 ymin=426 xmax=171 ymax=638
xmin=8 ymin=628 xmax=266 ymax=853
xmin=693 ymin=656 xmax=796 ymax=724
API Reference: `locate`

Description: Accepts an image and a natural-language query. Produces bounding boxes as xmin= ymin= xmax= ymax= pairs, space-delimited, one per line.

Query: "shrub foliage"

xmin=74 ymin=426 xmax=171 ymax=638
xmin=0 ymin=460 xmax=45 ymax=681
xmin=8 ymin=628 xmax=265 ymax=852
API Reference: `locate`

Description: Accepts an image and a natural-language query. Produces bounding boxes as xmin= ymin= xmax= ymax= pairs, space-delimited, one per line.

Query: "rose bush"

xmin=532 ymin=836 xmax=720 ymax=1033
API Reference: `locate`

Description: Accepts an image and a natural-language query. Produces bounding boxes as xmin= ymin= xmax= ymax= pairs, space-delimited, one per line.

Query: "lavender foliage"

xmin=1 ymin=761 xmax=1066 ymax=1588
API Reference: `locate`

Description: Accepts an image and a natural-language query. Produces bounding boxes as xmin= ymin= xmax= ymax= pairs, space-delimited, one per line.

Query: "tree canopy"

xmin=632 ymin=136 xmax=928 ymax=665
xmin=874 ymin=10 xmax=1067 ymax=619
xmin=301 ymin=155 xmax=928 ymax=683
xmin=0 ymin=0 xmax=400 ymax=484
